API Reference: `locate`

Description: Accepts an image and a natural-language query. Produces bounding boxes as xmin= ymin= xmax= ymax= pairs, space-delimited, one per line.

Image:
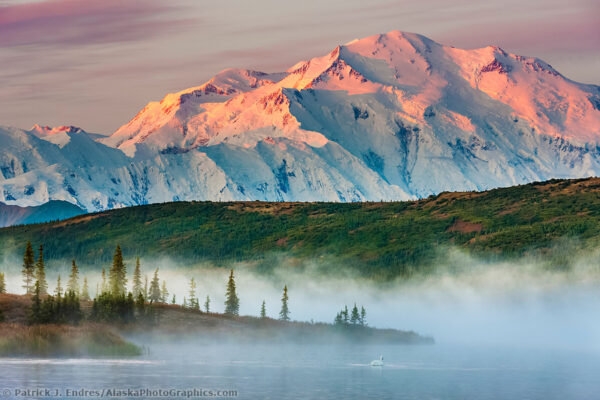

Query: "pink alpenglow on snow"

xmin=0 ymin=31 xmax=599 ymax=211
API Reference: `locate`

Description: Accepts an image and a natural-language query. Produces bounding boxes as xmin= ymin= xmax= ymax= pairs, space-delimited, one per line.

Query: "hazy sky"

xmin=1 ymin=0 xmax=599 ymax=133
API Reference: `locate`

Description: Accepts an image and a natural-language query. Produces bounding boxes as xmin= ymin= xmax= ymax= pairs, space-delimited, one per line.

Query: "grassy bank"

xmin=0 ymin=323 xmax=142 ymax=357
xmin=0 ymin=294 xmax=141 ymax=357
xmin=0 ymin=294 xmax=432 ymax=358
xmin=142 ymin=303 xmax=432 ymax=345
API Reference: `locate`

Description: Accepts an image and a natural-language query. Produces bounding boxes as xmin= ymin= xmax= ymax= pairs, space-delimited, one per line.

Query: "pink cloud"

xmin=0 ymin=0 xmax=194 ymax=47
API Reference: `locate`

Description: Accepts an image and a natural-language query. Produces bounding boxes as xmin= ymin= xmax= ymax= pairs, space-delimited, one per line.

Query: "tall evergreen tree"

xmin=0 ymin=272 xmax=6 ymax=294
xmin=67 ymin=259 xmax=80 ymax=295
xmin=144 ymin=275 xmax=148 ymax=298
xmin=22 ymin=241 xmax=36 ymax=294
xmin=61 ymin=289 xmax=83 ymax=324
xmin=134 ymin=292 xmax=146 ymax=318
xmin=224 ymin=270 xmax=239 ymax=316
xmin=132 ymin=257 xmax=143 ymax=298
xmin=260 ymin=300 xmax=267 ymax=319
xmin=81 ymin=277 xmax=91 ymax=301
xmin=109 ymin=245 xmax=127 ymax=295
xmin=182 ymin=296 xmax=187 ymax=308
xmin=343 ymin=305 xmax=349 ymax=325
xmin=350 ymin=303 xmax=360 ymax=325
xmin=188 ymin=277 xmax=199 ymax=310
xmin=334 ymin=311 xmax=343 ymax=325
xmin=55 ymin=274 xmax=63 ymax=297
xmin=360 ymin=306 xmax=366 ymax=326
xmin=279 ymin=285 xmax=290 ymax=321
xmin=161 ymin=281 xmax=169 ymax=303
xmin=204 ymin=295 xmax=210 ymax=313
xmin=171 ymin=294 xmax=176 ymax=305
xmin=27 ymin=280 xmax=42 ymax=324
xmin=101 ymin=268 xmax=107 ymax=293
xmin=35 ymin=245 xmax=48 ymax=295
xmin=149 ymin=268 xmax=161 ymax=303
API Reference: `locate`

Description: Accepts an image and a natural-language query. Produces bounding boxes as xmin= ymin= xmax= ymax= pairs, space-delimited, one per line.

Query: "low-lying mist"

xmin=2 ymin=247 xmax=600 ymax=350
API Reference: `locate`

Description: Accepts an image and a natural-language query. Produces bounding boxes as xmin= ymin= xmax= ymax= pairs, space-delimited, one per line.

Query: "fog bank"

xmin=2 ymin=248 xmax=600 ymax=350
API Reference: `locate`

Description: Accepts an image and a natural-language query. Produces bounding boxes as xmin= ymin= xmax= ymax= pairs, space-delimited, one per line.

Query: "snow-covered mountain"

xmin=1 ymin=31 xmax=600 ymax=212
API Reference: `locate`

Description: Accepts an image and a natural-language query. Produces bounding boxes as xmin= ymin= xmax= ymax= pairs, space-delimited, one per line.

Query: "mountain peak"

xmin=104 ymin=29 xmax=600 ymax=157
xmin=30 ymin=124 xmax=86 ymax=136
xmin=4 ymin=30 xmax=598 ymax=210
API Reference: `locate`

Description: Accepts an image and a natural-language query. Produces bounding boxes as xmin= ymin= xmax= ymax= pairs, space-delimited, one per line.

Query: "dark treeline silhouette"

xmin=28 ymin=281 xmax=83 ymax=325
xmin=88 ymin=246 xmax=155 ymax=324
xmin=20 ymin=244 xmax=157 ymax=325
xmin=11 ymin=243 xmax=303 ymax=327
xmin=334 ymin=303 xmax=367 ymax=327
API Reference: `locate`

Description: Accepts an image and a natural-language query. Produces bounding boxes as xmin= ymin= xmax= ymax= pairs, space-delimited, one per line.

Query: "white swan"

xmin=370 ymin=355 xmax=384 ymax=366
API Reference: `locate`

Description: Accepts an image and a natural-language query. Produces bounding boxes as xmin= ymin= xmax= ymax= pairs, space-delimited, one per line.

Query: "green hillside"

xmin=1 ymin=178 xmax=599 ymax=279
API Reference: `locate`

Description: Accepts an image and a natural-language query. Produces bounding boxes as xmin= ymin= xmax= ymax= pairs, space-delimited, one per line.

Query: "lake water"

xmin=1 ymin=342 xmax=599 ymax=399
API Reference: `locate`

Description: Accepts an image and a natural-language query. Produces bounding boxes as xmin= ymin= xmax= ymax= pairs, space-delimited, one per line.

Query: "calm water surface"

xmin=1 ymin=342 xmax=599 ymax=399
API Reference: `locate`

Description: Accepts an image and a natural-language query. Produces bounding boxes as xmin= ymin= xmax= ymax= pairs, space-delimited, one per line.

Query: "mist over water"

xmin=3 ymin=248 xmax=600 ymax=350
xmin=3 ymin=249 xmax=600 ymax=399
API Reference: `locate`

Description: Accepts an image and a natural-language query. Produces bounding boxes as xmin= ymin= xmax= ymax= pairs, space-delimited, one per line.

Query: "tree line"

xmin=5 ymin=242 xmax=297 ymax=324
xmin=334 ymin=304 xmax=367 ymax=327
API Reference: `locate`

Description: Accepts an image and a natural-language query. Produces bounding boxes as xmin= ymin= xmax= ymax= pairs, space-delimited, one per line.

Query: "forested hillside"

xmin=1 ymin=178 xmax=599 ymax=279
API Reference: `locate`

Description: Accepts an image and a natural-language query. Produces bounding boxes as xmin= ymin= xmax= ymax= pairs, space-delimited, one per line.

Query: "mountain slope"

xmin=1 ymin=31 xmax=599 ymax=211
xmin=0 ymin=200 xmax=84 ymax=228
xmin=1 ymin=178 xmax=599 ymax=278
xmin=111 ymin=31 xmax=600 ymax=198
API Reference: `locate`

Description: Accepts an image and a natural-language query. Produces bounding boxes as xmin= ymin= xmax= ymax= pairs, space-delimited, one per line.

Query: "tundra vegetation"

xmin=0 ymin=178 xmax=598 ymax=280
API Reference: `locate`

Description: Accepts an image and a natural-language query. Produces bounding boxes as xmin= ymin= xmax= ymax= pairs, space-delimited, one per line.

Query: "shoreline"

xmin=0 ymin=294 xmax=433 ymax=358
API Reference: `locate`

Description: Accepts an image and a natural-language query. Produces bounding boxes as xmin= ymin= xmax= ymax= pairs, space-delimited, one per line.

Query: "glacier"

xmin=1 ymin=31 xmax=599 ymax=212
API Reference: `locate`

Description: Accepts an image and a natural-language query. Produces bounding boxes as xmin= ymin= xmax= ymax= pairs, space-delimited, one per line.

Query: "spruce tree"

xmin=135 ymin=293 xmax=146 ymax=318
xmin=334 ymin=312 xmax=343 ymax=326
xmin=55 ymin=274 xmax=63 ymax=297
xmin=360 ymin=306 xmax=366 ymax=326
xmin=161 ymin=281 xmax=169 ymax=303
xmin=132 ymin=257 xmax=143 ymax=298
xmin=279 ymin=285 xmax=290 ymax=321
xmin=0 ymin=272 xmax=6 ymax=294
xmin=149 ymin=268 xmax=161 ymax=303
xmin=188 ymin=277 xmax=199 ymax=310
xmin=171 ymin=294 xmax=176 ymax=305
xmin=260 ymin=300 xmax=266 ymax=319
xmin=22 ymin=241 xmax=36 ymax=294
xmin=27 ymin=280 xmax=42 ymax=324
xmin=109 ymin=245 xmax=127 ymax=295
xmin=35 ymin=245 xmax=48 ymax=295
xmin=40 ymin=294 xmax=56 ymax=323
xmin=81 ymin=277 xmax=90 ymax=301
xmin=224 ymin=270 xmax=239 ymax=316
xmin=343 ymin=305 xmax=349 ymax=325
xmin=62 ymin=289 xmax=83 ymax=325
xmin=182 ymin=296 xmax=187 ymax=308
xmin=204 ymin=295 xmax=210 ymax=313
xmin=144 ymin=275 xmax=148 ymax=298
xmin=67 ymin=259 xmax=80 ymax=295
xmin=350 ymin=303 xmax=360 ymax=325
xmin=101 ymin=268 xmax=107 ymax=293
